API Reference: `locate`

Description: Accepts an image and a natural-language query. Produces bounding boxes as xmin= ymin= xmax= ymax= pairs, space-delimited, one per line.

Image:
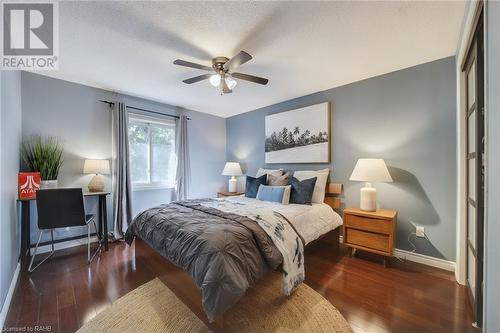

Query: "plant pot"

xmin=41 ymin=180 xmax=58 ymax=188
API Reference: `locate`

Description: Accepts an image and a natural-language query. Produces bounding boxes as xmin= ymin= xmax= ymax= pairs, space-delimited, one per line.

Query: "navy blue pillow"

xmin=288 ymin=177 xmax=317 ymax=205
xmin=245 ymin=174 xmax=267 ymax=198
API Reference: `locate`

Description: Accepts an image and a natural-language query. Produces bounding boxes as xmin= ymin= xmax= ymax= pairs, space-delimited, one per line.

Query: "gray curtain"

xmin=111 ymin=102 xmax=133 ymax=239
xmin=175 ymin=115 xmax=191 ymax=200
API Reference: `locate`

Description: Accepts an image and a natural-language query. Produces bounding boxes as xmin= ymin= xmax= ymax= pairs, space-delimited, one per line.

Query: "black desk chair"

xmin=28 ymin=188 xmax=102 ymax=272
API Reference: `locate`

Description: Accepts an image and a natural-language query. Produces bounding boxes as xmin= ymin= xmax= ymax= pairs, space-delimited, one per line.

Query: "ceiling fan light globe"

xmin=225 ymin=76 xmax=237 ymax=90
xmin=209 ymin=74 xmax=221 ymax=87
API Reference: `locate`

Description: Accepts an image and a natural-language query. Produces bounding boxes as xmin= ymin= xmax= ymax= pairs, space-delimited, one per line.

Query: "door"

xmin=463 ymin=8 xmax=484 ymax=328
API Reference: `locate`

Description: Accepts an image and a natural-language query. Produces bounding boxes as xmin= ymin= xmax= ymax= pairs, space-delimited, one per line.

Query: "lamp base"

xmin=228 ymin=177 xmax=237 ymax=193
xmin=88 ymin=174 xmax=105 ymax=192
xmin=360 ymin=182 xmax=377 ymax=211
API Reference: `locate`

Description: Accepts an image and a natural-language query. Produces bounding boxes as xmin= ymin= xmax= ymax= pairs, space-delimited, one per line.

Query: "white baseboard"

xmin=338 ymin=235 xmax=455 ymax=272
xmin=0 ymin=263 xmax=20 ymax=329
xmin=31 ymin=236 xmax=98 ymax=255
xmin=393 ymin=249 xmax=456 ymax=272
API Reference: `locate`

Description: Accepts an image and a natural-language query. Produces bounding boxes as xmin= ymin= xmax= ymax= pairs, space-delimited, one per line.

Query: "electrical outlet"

xmin=416 ymin=225 xmax=425 ymax=238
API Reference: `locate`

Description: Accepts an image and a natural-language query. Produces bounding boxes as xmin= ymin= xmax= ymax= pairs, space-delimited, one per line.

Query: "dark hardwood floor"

xmin=4 ymin=239 xmax=478 ymax=333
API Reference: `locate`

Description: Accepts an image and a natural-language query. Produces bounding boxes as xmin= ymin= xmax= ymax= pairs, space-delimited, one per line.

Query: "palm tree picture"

xmin=265 ymin=102 xmax=330 ymax=163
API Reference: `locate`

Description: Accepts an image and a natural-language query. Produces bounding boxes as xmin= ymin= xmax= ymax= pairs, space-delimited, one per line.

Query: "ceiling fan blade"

xmin=223 ymin=51 xmax=253 ymax=71
xmin=232 ymin=72 xmax=269 ymax=85
xmin=173 ymin=59 xmax=213 ymax=71
xmin=182 ymin=74 xmax=212 ymax=84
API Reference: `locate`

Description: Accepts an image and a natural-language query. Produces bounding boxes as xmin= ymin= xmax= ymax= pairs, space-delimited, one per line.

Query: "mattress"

xmin=224 ymin=196 xmax=343 ymax=244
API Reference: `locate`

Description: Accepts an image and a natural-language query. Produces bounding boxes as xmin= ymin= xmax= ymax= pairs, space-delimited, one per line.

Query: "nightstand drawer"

xmin=345 ymin=214 xmax=392 ymax=234
xmin=345 ymin=228 xmax=390 ymax=253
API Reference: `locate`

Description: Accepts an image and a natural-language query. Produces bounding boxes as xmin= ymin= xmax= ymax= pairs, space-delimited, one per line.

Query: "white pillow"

xmin=255 ymin=168 xmax=283 ymax=181
xmin=256 ymin=185 xmax=291 ymax=205
xmin=292 ymin=168 xmax=330 ymax=203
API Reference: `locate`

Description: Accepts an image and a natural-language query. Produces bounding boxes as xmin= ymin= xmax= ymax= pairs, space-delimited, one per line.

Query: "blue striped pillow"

xmin=256 ymin=185 xmax=291 ymax=204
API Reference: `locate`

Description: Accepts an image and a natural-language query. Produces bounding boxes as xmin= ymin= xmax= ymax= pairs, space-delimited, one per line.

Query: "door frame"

xmin=455 ymin=0 xmax=484 ymax=286
xmin=463 ymin=13 xmax=484 ymax=326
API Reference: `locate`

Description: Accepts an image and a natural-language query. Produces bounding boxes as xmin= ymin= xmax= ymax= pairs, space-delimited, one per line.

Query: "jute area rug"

xmin=77 ymin=275 xmax=353 ymax=333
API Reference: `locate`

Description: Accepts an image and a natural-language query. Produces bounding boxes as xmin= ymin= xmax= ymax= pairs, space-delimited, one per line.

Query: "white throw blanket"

xmin=200 ymin=198 xmax=305 ymax=295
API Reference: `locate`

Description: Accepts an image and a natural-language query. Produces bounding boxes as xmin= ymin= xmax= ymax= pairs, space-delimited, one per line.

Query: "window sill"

xmin=132 ymin=185 xmax=175 ymax=192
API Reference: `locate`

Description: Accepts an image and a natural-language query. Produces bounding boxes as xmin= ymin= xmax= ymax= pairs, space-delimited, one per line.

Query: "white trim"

xmin=393 ymin=249 xmax=456 ymax=272
xmin=30 ymin=236 xmax=98 ymax=255
xmin=0 ymin=263 xmax=20 ymax=329
xmin=132 ymin=183 xmax=175 ymax=191
xmin=455 ymin=0 xmax=483 ymax=286
xmin=483 ymin=2 xmax=495 ymax=329
xmin=339 ymin=235 xmax=455 ymax=272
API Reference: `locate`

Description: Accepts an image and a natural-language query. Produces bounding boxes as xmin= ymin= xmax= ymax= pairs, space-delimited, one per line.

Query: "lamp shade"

xmin=222 ymin=162 xmax=243 ymax=176
xmin=83 ymin=159 xmax=110 ymax=175
xmin=349 ymin=158 xmax=392 ymax=183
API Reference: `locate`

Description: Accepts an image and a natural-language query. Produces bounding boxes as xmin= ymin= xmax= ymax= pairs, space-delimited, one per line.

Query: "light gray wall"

xmin=21 ymin=72 xmax=113 ymax=242
xmin=21 ymin=72 xmax=226 ymax=243
xmin=484 ymin=1 xmax=500 ymax=331
xmin=0 ymin=71 xmax=22 ymax=313
xmin=226 ymin=57 xmax=457 ymax=260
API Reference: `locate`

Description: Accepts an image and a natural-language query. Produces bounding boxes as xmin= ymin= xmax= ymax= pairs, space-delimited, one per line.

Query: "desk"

xmin=18 ymin=191 xmax=110 ymax=271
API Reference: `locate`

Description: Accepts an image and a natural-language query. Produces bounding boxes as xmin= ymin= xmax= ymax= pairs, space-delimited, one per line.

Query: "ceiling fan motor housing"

xmin=212 ymin=57 xmax=229 ymax=72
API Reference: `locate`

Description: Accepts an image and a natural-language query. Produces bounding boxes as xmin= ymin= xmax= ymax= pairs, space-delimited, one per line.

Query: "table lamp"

xmin=222 ymin=162 xmax=243 ymax=193
xmin=83 ymin=159 xmax=110 ymax=192
xmin=349 ymin=158 xmax=393 ymax=211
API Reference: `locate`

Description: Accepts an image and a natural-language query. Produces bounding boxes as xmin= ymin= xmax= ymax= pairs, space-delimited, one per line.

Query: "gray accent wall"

xmin=20 ymin=72 xmax=226 ymax=243
xmin=484 ymin=1 xmax=500 ymax=331
xmin=226 ymin=57 xmax=457 ymax=261
xmin=0 ymin=71 xmax=22 ymax=314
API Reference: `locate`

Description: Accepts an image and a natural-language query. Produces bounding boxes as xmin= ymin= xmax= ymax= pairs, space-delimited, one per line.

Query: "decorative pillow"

xmin=245 ymin=174 xmax=267 ymax=198
xmin=255 ymin=168 xmax=283 ymax=183
xmin=256 ymin=185 xmax=291 ymax=204
xmin=293 ymin=168 xmax=330 ymax=203
xmin=268 ymin=172 xmax=291 ymax=186
xmin=288 ymin=177 xmax=318 ymax=205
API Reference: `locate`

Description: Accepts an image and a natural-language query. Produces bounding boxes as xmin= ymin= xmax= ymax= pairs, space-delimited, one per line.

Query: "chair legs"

xmin=28 ymin=218 xmax=102 ymax=272
xmin=87 ymin=218 xmax=102 ymax=263
xmin=28 ymin=230 xmax=55 ymax=273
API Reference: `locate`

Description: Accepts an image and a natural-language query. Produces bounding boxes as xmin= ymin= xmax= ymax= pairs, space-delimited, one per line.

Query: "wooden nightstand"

xmin=343 ymin=207 xmax=397 ymax=267
xmin=217 ymin=191 xmax=245 ymax=198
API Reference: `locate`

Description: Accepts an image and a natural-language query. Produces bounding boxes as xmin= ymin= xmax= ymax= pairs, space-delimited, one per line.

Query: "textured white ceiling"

xmin=36 ymin=1 xmax=466 ymax=118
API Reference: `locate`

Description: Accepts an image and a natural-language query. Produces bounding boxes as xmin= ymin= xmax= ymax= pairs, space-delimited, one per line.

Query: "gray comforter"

xmin=124 ymin=199 xmax=283 ymax=321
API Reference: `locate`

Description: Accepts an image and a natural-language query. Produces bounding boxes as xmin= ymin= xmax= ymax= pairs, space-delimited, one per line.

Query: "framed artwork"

xmin=265 ymin=102 xmax=330 ymax=163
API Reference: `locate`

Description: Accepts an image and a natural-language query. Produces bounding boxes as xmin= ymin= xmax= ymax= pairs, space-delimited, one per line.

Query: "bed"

xmin=125 ymin=183 xmax=343 ymax=329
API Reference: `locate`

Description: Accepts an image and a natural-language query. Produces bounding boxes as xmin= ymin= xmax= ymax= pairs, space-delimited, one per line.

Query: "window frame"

xmin=128 ymin=112 xmax=176 ymax=191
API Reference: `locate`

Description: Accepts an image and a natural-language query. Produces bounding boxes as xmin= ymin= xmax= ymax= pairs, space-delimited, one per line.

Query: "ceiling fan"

xmin=173 ymin=51 xmax=269 ymax=94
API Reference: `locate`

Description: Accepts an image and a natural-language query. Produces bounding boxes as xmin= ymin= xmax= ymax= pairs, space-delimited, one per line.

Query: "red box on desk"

xmin=18 ymin=172 xmax=41 ymax=200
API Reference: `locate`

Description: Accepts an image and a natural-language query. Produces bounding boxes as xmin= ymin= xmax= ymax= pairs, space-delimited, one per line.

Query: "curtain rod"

xmin=99 ymin=100 xmax=191 ymax=120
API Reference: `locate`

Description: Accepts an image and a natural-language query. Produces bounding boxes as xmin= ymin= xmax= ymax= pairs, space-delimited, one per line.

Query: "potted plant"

xmin=21 ymin=136 xmax=63 ymax=188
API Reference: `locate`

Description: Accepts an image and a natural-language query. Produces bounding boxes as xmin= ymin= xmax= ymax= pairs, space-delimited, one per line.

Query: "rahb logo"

xmin=2 ymin=2 xmax=59 ymax=70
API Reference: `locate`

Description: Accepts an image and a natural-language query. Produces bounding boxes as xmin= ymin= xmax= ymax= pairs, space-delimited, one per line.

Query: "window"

xmin=128 ymin=114 xmax=176 ymax=189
